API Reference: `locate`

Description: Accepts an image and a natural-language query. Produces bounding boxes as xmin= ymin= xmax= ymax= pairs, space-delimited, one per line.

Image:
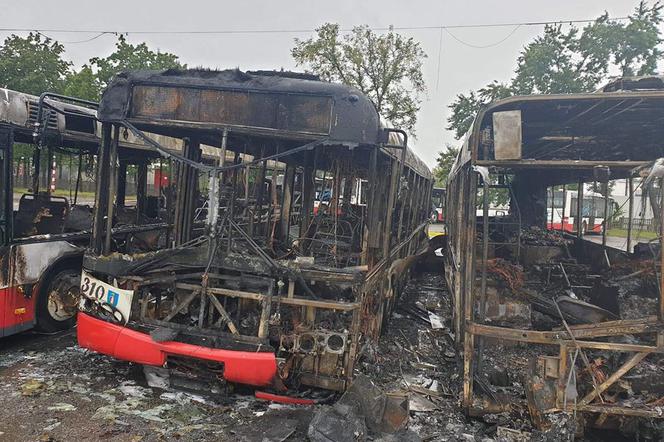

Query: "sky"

xmin=0 ymin=0 xmax=646 ymax=165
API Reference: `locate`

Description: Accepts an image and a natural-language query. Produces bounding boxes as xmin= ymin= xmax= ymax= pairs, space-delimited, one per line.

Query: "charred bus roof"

xmin=98 ymin=68 xmax=380 ymax=145
xmin=455 ymin=79 xmax=664 ymax=183
xmin=0 ymin=88 xmax=98 ymax=147
xmin=0 ymin=87 xmax=225 ymax=164
xmin=97 ymin=68 xmax=431 ymax=179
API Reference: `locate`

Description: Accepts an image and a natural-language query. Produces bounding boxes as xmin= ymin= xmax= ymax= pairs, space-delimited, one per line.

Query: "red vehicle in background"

xmin=546 ymin=189 xmax=611 ymax=234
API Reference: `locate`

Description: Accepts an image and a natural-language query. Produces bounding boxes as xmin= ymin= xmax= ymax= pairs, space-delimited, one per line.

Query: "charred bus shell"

xmin=446 ymin=78 xmax=664 ymax=434
xmin=78 ymin=69 xmax=433 ymax=393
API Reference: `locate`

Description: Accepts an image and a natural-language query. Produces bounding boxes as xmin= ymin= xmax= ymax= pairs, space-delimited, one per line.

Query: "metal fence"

xmin=614 ymin=217 xmax=659 ymax=232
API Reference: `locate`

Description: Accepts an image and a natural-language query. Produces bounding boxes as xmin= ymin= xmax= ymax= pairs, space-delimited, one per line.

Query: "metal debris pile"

xmin=487 ymin=258 xmax=525 ymax=292
xmin=0 ymin=332 xmax=317 ymax=441
xmin=519 ymin=227 xmax=572 ymax=247
xmin=0 ymin=271 xmax=468 ymax=442
xmin=355 ymin=271 xmax=592 ymax=441
xmin=471 ymin=221 xmax=664 ymax=438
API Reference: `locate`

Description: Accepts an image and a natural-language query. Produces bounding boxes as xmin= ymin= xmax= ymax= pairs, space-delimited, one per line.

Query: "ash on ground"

xmin=1 ymin=270 xmax=634 ymax=441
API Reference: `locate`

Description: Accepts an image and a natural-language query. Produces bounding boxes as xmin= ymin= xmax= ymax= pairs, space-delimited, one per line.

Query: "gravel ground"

xmin=0 ymin=328 xmax=315 ymax=441
xmin=1 ymin=267 xmax=635 ymax=442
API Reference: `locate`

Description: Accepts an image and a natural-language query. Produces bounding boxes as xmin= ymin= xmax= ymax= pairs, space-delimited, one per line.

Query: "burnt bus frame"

xmin=83 ymin=70 xmax=434 ymax=391
xmin=446 ymin=89 xmax=664 ymax=422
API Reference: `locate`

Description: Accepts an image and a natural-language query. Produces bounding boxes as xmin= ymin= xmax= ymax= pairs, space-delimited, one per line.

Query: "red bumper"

xmin=77 ymin=312 xmax=277 ymax=387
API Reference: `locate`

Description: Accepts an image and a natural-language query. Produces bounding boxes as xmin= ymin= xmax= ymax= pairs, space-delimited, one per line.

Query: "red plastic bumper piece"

xmin=77 ymin=312 xmax=277 ymax=387
xmin=255 ymin=391 xmax=315 ymax=405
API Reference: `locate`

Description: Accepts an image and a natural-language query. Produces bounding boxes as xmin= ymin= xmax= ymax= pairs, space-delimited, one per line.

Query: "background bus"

xmin=0 ymin=89 xmax=179 ymax=337
xmin=546 ymin=189 xmax=613 ymax=234
xmin=431 ymin=187 xmax=446 ymax=222
xmin=0 ymin=89 xmax=103 ymax=336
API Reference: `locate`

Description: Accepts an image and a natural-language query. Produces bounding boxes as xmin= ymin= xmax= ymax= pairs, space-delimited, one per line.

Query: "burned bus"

xmin=77 ymin=69 xmax=433 ymax=393
xmin=0 ymin=89 xmax=101 ymax=336
xmin=0 ymin=89 xmax=173 ymax=337
xmin=445 ymin=77 xmax=664 ymax=434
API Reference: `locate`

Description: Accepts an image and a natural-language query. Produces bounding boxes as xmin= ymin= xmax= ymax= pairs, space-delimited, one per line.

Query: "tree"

xmin=447 ymin=1 xmax=663 ymax=139
xmin=292 ymin=23 xmax=426 ymax=133
xmin=432 ymin=145 xmax=460 ymax=187
xmin=447 ymin=81 xmax=513 ymax=139
xmin=613 ymin=1 xmax=663 ymax=76
xmin=63 ymin=65 xmax=101 ymax=101
xmin=0 ymin=33 xmax=71 ymax=96
xmin=90 ymin=35 xmax=185 ymax=90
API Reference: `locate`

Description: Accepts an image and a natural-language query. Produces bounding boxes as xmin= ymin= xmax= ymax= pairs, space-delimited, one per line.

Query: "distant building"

xmin=610 ymin=178 xmax=655 ymax=221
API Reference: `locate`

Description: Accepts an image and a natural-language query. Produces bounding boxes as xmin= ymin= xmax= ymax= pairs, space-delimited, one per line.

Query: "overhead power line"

xmin=0 ymin=16 xmax=631 ymax=38
xmin=443 ymin=25 xmax=523 ymax=49
xmin=38 ymin=31 xmax=109 ymax=44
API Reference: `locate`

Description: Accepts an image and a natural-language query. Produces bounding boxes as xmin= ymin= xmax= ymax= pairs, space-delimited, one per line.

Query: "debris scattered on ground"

xmin=21 ymin=378 xmax=46 ymax=396
xmin=4 ymin=263 xmax=658 ymax=440
xmin=47 ymin=403 xmax=77 ymax=412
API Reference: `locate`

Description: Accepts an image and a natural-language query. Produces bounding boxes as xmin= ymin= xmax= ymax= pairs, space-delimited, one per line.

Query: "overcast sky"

xmin=0 ymin=0 xmax=647 ymax=164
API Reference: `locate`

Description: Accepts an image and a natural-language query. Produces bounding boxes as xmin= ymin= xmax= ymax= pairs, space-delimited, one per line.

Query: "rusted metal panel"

xmin=131 ymin=85 xmax=333 ymax=135
xmin=100 ymin=69 xmax=383 ymax=144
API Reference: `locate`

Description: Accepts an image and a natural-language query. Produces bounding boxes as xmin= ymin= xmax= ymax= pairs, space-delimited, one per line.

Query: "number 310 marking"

xmin=81 ymin=276 xmax=105 ymax=300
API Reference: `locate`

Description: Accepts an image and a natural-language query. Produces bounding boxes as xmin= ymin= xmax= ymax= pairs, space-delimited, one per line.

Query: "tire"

xmin=431 ymin=212 xmax=438 ymax=223
xmin=35 ymin=268 xmax=80 ymax=332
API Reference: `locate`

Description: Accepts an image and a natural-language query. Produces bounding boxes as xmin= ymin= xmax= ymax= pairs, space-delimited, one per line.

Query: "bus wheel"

xmin=36 ymin=269 xmax=79 ymax=332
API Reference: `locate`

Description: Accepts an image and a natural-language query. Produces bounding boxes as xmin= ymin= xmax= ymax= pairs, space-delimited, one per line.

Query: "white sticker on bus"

xmin=80 ymin=271 xmax=133 ymax=324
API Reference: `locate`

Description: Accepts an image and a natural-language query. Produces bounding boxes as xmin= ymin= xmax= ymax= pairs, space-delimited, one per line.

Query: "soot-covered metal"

xmin=445 ymin=79 xmax=664 ymax=436
xmin=79 ymin=69 xmax=434 ymax=394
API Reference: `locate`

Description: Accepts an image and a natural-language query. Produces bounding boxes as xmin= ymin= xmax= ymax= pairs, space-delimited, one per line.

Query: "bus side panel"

xmin=2 ymin=241 xmax=80 ymax=337
xmin=2 ymin=244 xmax=37 ymax=336
xmin=1 ymin=286 xmax=35 ymax=336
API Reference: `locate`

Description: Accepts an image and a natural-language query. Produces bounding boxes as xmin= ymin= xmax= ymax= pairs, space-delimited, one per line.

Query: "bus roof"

xmin=0 ymin=88 xmax=224 ymax=163
xmin=455 ymin=77 xmax=664 ymax=180
xmin=99 ymin=68 xmax=380 ymax=145
xmin=98 ymin=69 xmax=432 ymax=179
xmin=0 ymin=87 xmax=98 ymax=147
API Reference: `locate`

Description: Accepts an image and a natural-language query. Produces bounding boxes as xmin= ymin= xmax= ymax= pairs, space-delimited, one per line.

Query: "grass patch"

xmin=13 ymin=187 xmax=97 ymax=199
xmin=606 ymin=228 xmax=658 ymax=240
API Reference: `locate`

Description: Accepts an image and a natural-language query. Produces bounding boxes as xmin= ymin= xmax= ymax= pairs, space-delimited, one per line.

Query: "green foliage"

xmin=447 ymin=81 xmax=513 ymax=139
xmin=447 ymin=1 xmax=663 ymax=139
xmin=90 ymin=35 xmax=185 ymax=91
xmin=614 ymin=1 xmax=663 ymax=75
xmin=292 ymin=23 xmax=426 ymax=133
xmin=12 ymin=143 xmax=34 ymax=162
xmin=62 ymin=65 xmax=101 ymax=101
xmin=0 ymin=33 xmax=185 ymax=104
xmin=432 ymin=145 xmax=460 ymax=186
xmin=0 ymin=33 xmax=186 ymax=189
xmin=0 ymin=33 xmax=71 ymax=95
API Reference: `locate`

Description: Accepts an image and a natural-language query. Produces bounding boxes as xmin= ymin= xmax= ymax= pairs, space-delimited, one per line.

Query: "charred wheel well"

xmin=35 ymin=253 xmax=83 ymax=299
